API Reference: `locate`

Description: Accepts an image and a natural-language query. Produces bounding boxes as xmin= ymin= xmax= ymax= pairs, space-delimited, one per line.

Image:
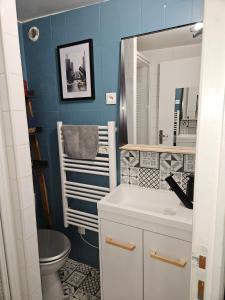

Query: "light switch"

xmin=106 ymin=92 xmax=117 ymax=105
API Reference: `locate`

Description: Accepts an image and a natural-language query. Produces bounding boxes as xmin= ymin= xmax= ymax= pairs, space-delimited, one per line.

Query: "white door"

xmin=190 ymin=0 xmax=225 ymax=299
xmin=158 ymin=57 xmax=201 ymax=145
xmin=100 ymin=219 xmax=143 ymax=300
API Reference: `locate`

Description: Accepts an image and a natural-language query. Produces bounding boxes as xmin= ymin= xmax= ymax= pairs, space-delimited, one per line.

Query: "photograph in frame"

xmin=58 ymin=39 xmax=95 ymax=101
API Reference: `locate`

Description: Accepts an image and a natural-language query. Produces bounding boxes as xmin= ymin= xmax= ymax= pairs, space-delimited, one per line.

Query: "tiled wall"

xmin=19 ymin=0 xmax=203 ymax=267
xmin=0 ymin=0 xmax=42 ymax=298
xmin=180 ymin=120 xmax=197 ymax=134
xmin=121 ymin=150 xmax=195 ymax=192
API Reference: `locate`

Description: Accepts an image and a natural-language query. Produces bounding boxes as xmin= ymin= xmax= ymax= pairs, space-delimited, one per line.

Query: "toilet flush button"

xmin=106 ymin=92 xmax=117 ymax=105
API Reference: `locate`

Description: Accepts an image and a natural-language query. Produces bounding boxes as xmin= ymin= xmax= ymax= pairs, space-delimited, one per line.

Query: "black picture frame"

xmin=57 ymin=39 xmax=95 ymax=101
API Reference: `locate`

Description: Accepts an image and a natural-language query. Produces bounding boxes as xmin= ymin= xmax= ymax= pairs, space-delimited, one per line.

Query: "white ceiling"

xmin=16 ymin=0 xmax=106 ymax=22
xmin=137 ymin=25 xmax=202 ymax=51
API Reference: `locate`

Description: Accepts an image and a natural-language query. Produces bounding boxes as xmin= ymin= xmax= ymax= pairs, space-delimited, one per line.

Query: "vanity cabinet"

xmin=99 ymin=219 xmax=191 ymax=300
xmin=98 ymin=184 xmax=192 ymax=300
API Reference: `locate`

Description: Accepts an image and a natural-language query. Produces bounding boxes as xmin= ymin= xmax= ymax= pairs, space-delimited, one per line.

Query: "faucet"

xmin=165 ymin=174 xmax=194 ymax=210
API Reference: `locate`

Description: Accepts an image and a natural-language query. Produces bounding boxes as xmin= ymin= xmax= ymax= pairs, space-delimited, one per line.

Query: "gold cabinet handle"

xmin=105 ymin=237 xmax=136 ymax=251
xmin=150 ymin=250 xmax=187 ymax=268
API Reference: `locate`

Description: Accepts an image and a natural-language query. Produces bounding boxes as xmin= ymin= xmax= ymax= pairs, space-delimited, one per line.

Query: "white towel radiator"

xmin=57 ymin=121 xmax=117 ymax=233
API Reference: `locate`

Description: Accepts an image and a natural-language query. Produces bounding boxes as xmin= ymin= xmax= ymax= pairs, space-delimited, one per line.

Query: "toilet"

xmin=38 ymin=229 xmax=71 ymax=300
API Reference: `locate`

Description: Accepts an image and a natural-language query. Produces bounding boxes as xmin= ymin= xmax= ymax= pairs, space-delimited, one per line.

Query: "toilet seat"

xmin=38 ymin=229 xmax=71 ymax=263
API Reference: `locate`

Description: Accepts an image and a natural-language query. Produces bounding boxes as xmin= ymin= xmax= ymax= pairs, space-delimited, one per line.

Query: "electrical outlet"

xmin=78 ymin=227 xmax=85 ymax=235
xmin=106 ymin=92 xmax=117 ymax=105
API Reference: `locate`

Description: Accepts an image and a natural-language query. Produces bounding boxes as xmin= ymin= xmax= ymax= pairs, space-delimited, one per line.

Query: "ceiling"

xmin=137 ymin=25 xmax=202 ymax=51
xmin=16 ymin=0 xmax=106 ymax=22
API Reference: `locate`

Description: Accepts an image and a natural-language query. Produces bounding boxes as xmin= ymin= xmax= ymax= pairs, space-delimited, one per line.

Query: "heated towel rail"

xmin=57 ymin=121 xmax=117 ymax=233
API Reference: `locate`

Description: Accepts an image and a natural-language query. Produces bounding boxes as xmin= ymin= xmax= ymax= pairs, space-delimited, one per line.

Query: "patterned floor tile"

xmin=60 ymin=259 xmax=100 ymax=300
xmin=63 ymin=296 xmax=77 ymax=300
xmin=59 ymin=259 xmax=80 ymax=282
xmin=62 ymin=281 xmax=78 ymax=297
xmin=66 ymin=271 xmax=86 ymax=288
xmin=74 ymin=289 xmax=99 ymax=300
xmin=59 ymin=267 xmax=75 ymax=282
xmin=62 ymin=259 xmax=80 ymax=272
xmin=78 ymin=273 xmax=100 ymax=296
xmin=89 ymin=269 xmax=100 ymax=277
xmin=96 ymin=290 xmax=101 ymax=298
xmin=73 ymin=263 xmax=93 ymax=276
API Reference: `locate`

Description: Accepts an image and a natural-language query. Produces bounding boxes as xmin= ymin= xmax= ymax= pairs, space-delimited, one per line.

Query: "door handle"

xmin=150 ymin=250 xmax=187 ymax=268
xmin=105 ymin=237 xmax=136 ymax=251
xmin=159 ymin=130 xmax=168 ymax=144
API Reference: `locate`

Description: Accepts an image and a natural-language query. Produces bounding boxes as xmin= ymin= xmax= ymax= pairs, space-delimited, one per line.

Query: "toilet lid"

xmin=38 ymin=229 xmax=71 ymax=263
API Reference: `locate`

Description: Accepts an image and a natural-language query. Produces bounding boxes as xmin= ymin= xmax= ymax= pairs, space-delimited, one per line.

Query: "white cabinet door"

xmin=144 ymin=231 xmax=191 ymax=300
xmin=100 ymin=219 xmax=143 ymax=300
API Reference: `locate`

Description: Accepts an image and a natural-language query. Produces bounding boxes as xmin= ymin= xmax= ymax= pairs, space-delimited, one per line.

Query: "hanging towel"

xmin=61 ymin=125 xmax=99 ymax=159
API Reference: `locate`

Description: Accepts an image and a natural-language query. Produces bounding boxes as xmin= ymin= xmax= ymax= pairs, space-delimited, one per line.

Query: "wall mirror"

xmin=120 ymin=24 xmax=202 ymax=147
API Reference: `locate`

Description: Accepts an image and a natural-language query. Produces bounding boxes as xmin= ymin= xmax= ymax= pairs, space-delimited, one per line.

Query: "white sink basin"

xmin=104 ymin=184 xmax=181 ymax=214
xmin=98 ymin=184 xmax=192 ymax=233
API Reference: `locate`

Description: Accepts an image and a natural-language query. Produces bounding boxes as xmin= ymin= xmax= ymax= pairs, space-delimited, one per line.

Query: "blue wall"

xmin=20 ymin=0 xmax=203 ymax=268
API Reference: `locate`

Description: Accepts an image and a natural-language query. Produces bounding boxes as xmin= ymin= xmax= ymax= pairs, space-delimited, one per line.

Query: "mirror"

xmin=120 ymin=24 xmax=202 ymax=147
xmin=174 ymin=87 xmax=199 ymax=146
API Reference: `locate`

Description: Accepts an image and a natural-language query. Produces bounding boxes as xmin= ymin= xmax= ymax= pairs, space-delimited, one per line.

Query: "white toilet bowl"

xmin=38 ymin=229 xmax=71 ymax=300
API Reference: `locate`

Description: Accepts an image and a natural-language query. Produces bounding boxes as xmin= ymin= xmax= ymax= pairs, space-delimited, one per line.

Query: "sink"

xmin=98 ymin=184 xmax=192 ymax=233
xmin=103 ymin=184 xmax=181 ymax=214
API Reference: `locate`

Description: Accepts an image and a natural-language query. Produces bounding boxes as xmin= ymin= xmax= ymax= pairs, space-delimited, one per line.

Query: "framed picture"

xmin=57 ymin=39 xmax=95 ymax=101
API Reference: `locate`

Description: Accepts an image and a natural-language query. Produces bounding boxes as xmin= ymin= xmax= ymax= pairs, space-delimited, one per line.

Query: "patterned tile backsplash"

xmin=120 ymin=150 xmax=195 ymax=192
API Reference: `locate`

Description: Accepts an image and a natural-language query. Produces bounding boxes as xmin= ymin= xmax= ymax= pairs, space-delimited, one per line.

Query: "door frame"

xmin=0 ymin=118 xmax=22 ymax=300
xmin=190 ymin=0 xmax=225 ymax=299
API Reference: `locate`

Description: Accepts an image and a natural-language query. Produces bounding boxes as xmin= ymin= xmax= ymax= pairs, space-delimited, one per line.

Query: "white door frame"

xmin=0 ymin=216 xmax=10 ymax=299
xmin=0 ymin=118 xmax=22 ymax=300
xmin=190 ymin=0 xmax=225 ymax=299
